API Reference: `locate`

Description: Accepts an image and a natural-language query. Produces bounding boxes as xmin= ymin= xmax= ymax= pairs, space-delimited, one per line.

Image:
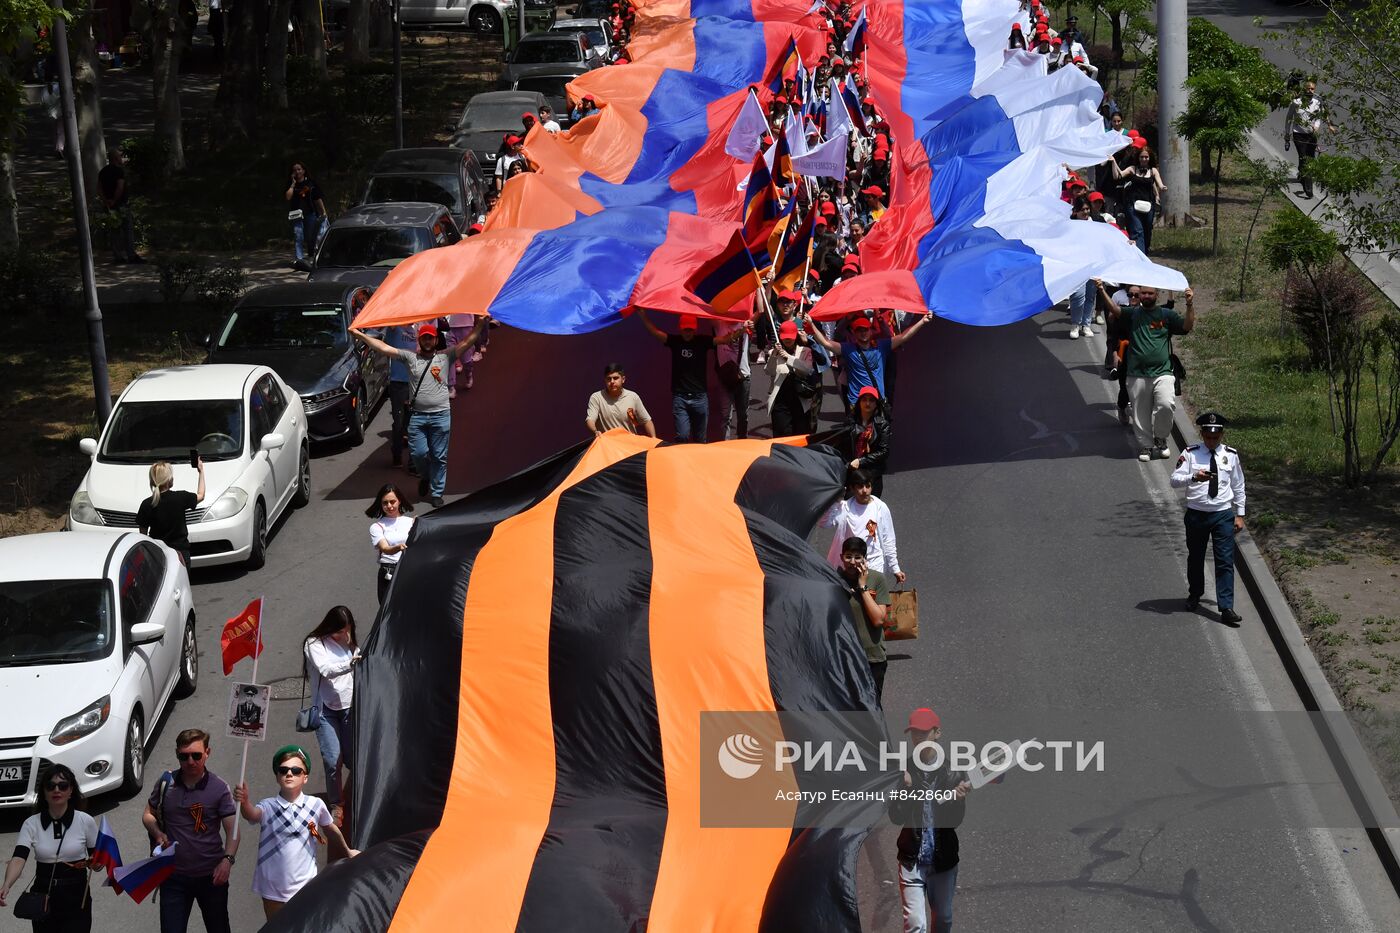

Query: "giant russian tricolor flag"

xmin=352 ymin=0 xmax=1187 ymax=336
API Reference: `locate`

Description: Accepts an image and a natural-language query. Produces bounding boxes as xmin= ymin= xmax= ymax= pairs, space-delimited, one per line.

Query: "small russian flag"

xmin=91 ymin=816 xmax=123 ymax=885
xmin=112 ymin=842 xmax=177 ymax=904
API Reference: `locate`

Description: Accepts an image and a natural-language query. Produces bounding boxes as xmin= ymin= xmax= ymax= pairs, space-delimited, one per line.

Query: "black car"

xmin=206 ymin=283 xmax=389 ymax=446
xmin=361 ymin=148 xmax=489 ymax=233
xmin=309 ymin=202 xmax=461 ymax=287
xmin=450 ymin=89 xmax=548 ymax=174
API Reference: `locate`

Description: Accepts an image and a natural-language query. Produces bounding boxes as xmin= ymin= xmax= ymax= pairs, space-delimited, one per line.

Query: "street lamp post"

xmin=393 ymin=0 xmax=403 ymax=148
xmin=1157 ymin=0 xmax=1190 ymax=225
xmin=51 ymin=0 xmax=112 ymax=428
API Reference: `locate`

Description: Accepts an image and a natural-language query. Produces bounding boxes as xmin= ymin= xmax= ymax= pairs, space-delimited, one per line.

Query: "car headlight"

xmin=51 ymin=696 xmax=111 ymax=746
xmin=70 ymin=491 xmax=104 ymax=526
xmin=301 ymin=387 xmax=351 ymax=412
xmin=202 ymin=487 xmax=248 ymax=521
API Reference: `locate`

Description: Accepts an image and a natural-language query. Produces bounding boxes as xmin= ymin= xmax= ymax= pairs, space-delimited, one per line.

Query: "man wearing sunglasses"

xmin=140 ymin=729 xmax=239 ymax=933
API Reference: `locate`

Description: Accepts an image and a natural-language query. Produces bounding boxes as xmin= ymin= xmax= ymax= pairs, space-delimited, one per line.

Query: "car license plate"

xmin=0 ymin=765 xmax=21 ymax=782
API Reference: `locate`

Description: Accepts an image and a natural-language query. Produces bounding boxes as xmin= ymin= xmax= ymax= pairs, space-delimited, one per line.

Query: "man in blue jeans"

xmin=141 ymin=729 xmax=239 ymax=933
xmin=890 ymin=708 xmax=971 ymax=933
xmin=351 ymin=319 xmax=489 ymax=506
xmin=637 ymin=309 xmax=745 ymax=443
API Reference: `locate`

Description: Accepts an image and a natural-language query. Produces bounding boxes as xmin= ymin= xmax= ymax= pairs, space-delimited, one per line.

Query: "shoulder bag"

xmin=295 ymin=649 xmax=323 ymax=733
xmin=853 ymin=345 xmax=890 ymax=416
xmin=14 ymin=820 xmax=67 ymax=921
xmin=406 ymin=358 xmax=432 ymax=414
xmin=1169 ymin=335 xmax=1186 ymax=397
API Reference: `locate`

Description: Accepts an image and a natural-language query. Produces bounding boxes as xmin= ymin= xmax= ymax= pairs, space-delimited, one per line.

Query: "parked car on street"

xmin=451 ymin=89 xmax=548 ymax=171
xmin=206 ymin=283 xmax=389 ymax=447
xmin=509 ymin=74 xmax=579 ymax=128
xmin=393 ymin=0 xmax=551 ymax=33
xmin=498 ymin=31 xmax=603 ymax=96
xmin=309 ymin=203 xmax=460 ymax=287
xmin=551 ymin=17 xmax=613 ymax=61
xmin=69 ymin=364 xmax=311 ymax=569
xmin=0 ymin=532 xmax=199 ymax=808
xmin=361 ymin=147 xmax=488 ymax=232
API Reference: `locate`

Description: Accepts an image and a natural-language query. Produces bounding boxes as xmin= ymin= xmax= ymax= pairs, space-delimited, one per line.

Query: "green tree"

xmin=1172 ymin=70 xmax=1268 ymax=254
xmin=1139 ymin=18 xmax=1285 ymax=107
xmin=1238 ymin=157 xmax=1290 ymax=303
xmin=1260 ymin=211 xmax=1341 ymax=430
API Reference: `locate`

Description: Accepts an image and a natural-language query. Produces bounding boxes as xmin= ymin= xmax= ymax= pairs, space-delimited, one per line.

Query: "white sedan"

xmin=0 ymin=532 xmax=197 ymax=808
xmin=68 ymin=364 xmax=311 ymax=568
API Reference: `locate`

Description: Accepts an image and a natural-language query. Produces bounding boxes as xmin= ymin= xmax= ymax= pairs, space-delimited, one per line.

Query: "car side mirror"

xmin=261 ymin=433 xmax=286 ymax=451
xmin=129 ymin=621 xmax=165 ymax=645
xmin=79 ymin=438 xmax=98 ymax=456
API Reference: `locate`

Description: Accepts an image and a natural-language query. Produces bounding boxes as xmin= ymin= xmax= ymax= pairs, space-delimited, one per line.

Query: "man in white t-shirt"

xmin=538 ymin=104 xmax=563 ymax=133
xmin=820 ymin=468 xmax=905 ymax=581
xmin=585 ymin=363 xmax=657 ymax=437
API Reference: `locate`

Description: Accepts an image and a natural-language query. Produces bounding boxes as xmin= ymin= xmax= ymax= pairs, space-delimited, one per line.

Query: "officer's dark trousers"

xmin=1185 ymin=507 xmax=1236 ymax=611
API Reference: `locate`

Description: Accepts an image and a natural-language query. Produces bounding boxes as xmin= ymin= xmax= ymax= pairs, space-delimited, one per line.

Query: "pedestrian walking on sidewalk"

xmin=1097 ymin=282 xmax=1194 ymax=462
xmin=1283 ymin=81 xmax=1335 ymax=200
xmin=99 ymin=147 xmax=144 ymax=264
xmin=285 ymin=162 xmax=328 ymax=272
xmin=1171 ymin=412 xmax=1247 ymax=626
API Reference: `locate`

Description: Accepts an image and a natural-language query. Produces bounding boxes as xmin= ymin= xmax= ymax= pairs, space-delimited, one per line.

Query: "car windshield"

xmin=217 ymin=305 xmax=347 ymax=350
xmin=0 ymin=580 xmax=114 ymax=666
xmin=512 ymin=39 xmax=581 ymax=64
xmin=101 ymin=399 xmax=245 ymax=462
xmin=553 ymin=26 xmax=605 ymax=49
xmin=365 ymin=174 xmax=462 ymax=215
xmin=515 ymin=76 xmax=571 ymax=99
xmin=458 ymin=102 xmax=531 ymax=132
xmin=316 ymin=226 xmax=431 ymax=268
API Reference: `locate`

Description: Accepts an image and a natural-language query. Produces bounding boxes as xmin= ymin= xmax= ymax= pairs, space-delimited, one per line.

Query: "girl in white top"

xmin=820 ymin=469 xmax=906 ymax=582
xmin=302 ymin=607 xmax=360 ymax=815
xmin=367 ymin=483 xmax=416 ymax=605
xmin=234 ymin=745 xmax=356 ymax=921
xmin=0 ymin=765 xmax=99 ymax=927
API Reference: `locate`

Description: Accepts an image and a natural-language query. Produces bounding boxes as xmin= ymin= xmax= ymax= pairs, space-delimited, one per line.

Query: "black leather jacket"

xmin=889 ymin=762 xmax=967 ymax=873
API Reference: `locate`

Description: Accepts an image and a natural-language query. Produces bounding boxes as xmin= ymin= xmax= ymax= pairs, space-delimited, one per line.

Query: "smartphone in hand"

xmin=189 ymin=449 xmax=200 ymax=469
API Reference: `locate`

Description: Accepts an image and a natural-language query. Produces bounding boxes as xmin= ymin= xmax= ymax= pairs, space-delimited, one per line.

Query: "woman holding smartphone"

xmin=137 ymin=456 xmax=206 ymax=566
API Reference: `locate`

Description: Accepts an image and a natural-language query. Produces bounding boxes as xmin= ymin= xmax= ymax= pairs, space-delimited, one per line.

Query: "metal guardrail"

xmin=1169 ymin=402 xmax=1400 ymax=895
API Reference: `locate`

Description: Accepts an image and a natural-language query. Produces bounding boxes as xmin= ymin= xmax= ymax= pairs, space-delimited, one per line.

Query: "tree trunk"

xmin=1200 ymin=143 xmax=1213 ymax=179
xmin=155 ymin=4 xmax=194 ymax=172
xmin=217 ymin=0 xmax=262 ymax=136
xmin=346 ymin=0 xmax=371 ymax=64
xmin=0 ymin=149 xmax=17 ymax=248
xmin=266 ymin=0 xmax=294 ymax=109
xmin=1110 ymin=10 xmax=1124 ymax=64
xmin=370 ymin=0 xmax=393 ymax=49
xmin=1211 ymin=150 xmax=1222 ymax=255
xmin=298 ymin=0 xmax=328 ymax=78
xmin=71 ymin=8 xmax=108 ymax=196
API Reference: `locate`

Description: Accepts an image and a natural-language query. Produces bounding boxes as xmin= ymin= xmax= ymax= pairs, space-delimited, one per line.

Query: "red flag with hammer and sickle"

xmin=220 ymin=598 xmax=264 ymax=676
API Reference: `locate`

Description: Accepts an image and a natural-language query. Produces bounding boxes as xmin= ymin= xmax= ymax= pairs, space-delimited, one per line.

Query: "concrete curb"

xmin=1169 ymin=403 xmax=1400 ymax=892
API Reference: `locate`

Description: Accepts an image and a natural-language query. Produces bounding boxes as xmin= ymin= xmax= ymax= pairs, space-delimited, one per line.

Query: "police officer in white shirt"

xmin=1171 ymin=412 xmax=1246 ymax=625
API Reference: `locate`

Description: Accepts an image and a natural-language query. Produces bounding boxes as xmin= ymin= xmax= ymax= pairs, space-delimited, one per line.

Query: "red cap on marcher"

xmin=679 ymin=314 xmax=699 ymax=330
xmin=815 ymin=216 xmax=829 ymax=227
xmin=417 ymin=323 xmax=438 ymax=340
xmin=821 ymin=202 xmax=838 ymax=215
xmin=505 ymin=134 xmax=523 ymax=145
xmin=778 ymin=320 xmax=799 ymax=339
xmin=1088 ymin=191 xmax=1105 ymax=202
xmin=851 ymin=317 xmax=873 ymax=331
xmin=861 ymin=185 xmax=884 ymax=197
xmin=468 ymin=222 xmax=484 ymax=233
xmin=521 ymin=112 xmax=536 ymax=122
xmin=873 ymin=151 xmax=888 ymax=162
xmin=1127 ymin=129 xmax=1140 ymax=138
xmin=858 ymin=384 xmax=880 ymax=399
xmin=906 ymin=708 xmax=941 ymax=732
xmin=1132 ymin=136 xmax=1148 ymax=149
xmin=843 ymin=253 xmax=860 ymax=266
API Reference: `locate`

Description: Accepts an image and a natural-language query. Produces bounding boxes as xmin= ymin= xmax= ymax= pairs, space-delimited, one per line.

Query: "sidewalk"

xmin=1247 ymin=129 xmax=1400 ymax=309
xmin=95 ymin=248 xmax=314 ymax=305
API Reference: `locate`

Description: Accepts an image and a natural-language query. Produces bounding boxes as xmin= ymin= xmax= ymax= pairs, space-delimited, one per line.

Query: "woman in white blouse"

xmin=0 ymin=765 xmax=98 ymax=931
xmin=366 ymin=483 xmax=415 ymax=605
xmin=302 ymin=607 xmax=361 ymax=824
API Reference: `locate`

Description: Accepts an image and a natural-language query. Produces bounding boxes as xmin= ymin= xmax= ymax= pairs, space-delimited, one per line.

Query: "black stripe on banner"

xmin=263 ymin=829 xmax=430 ymax=933
xmin=516 ymin=453 xmax=666 ymax=932
xmin=354 ymin=440 xmax=593 ymax=849
xmin=734 ymin=444 xmax=893 ymax=933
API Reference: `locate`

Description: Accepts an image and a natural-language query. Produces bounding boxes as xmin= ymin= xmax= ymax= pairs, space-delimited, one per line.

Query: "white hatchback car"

xmin=0 ymin=532 xmax=197 ymax=808
xmin=68 ymin=365 xmax=310 ymax=569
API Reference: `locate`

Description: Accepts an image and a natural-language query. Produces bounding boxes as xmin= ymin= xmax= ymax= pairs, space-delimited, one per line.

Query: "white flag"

xmin=724 ymin=91 xmax=770 ymax=162
xmin=784 ymin=112 xmax=808 ymax=157
xmin=792 ymin=132 xmax=848 ymax=180
xmin=826 ymin=79 xmax=854 ymax=137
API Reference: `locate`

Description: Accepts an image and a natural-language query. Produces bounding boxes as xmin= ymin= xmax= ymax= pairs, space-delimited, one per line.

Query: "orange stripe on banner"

xmin=388 ymin=431 xmax=661 ymax=933
xmin=625 ymin=19 xmax=698 ymax=72
xmin=351 ymin=230 xmax=535 ymax=328
xmin=485 ymin=170 xmax=603 ymax=232
xmin=534 ymin=101 xmax=652 ymax=186
xmin=643 ymin=439 xmax=799 ymax=931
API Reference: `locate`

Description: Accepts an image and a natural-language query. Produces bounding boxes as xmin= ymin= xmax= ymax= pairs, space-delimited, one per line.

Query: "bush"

xmin=0 ymin=246 xmax=78 ymax=313
xmin=1283 ymin=262 xmax=1375 ymax=370
xmin=157 ymin=256 xmax=250 ymax=311
xmin=120 ymin=134 xmax=173 ymax=192
xmin=196 ymin=262 xmax=250 ymax=312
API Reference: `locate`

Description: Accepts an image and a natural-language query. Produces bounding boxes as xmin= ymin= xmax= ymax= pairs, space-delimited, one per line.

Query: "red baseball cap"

xmin=906 ymin=708 xmax=941 ymax=732
xmin=861 ymin=185 xmax=884 ymax=196
xmin=1051 ymin=37 xmax=1062 ymax=46
xmin=583 ymin=94 xmax=596 ymax=102
xmin=678 ymin=314 xmax=699 ymax=330
xmin=1088 ymin=191 xmax=1105 ymax=202
xmin=843 ymin=253 xmax=860 ymax=266
xmin=1127 ymin=129 xmax=1140 ymax=138
xmin=416 ymin=323 xmax=438 ymax=340
xmin=851 ymin=317 xmax=872 ymax=330
xmin=777 ymin=289 xmax=801 ymax=302
xmin=468 ymin=222 xmax=484 ymax=233
xmin=815 ymin=216 xmax=829 ymax=227
xmin=778 ymin=320 xmax=798 ymax=339
xmin=873 ymin=151 xmax=888 ymax=162
xmin=858 ymin=384 xmax=880 ymax=398
xmin=521 ymin=112 xmax=536 ymax=122
xmin=1132 ymin=136 xmax=1148 ymax=149
xmin=821 ymin=202 xmax=838 ymax=215
xmin=1068 ymin=176 xmax=1087 ymax=189
xmin=505 ymin=134 xmax=523 ymax=146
